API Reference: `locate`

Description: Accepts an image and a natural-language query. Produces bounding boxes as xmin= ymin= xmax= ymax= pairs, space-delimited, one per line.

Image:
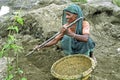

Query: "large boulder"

xmin=0 ymin=0 xmax=70 ymax=10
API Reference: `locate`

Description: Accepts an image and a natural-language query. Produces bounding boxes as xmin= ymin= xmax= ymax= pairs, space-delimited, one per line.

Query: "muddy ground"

xmin=16 ymin=28 xmax=120 ymax=80
xmin=0 ymin=1 xmax=120 ymax=80
xmin=17 ymin=38 xmax=65 ymax=80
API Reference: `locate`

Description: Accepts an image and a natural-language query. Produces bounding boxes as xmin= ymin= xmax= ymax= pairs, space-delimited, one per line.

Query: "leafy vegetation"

xmin=0 ymin=13 xmax=27 ymax=80
xmin=71 ymin=0 xmax=87 ymax=3
xmin=113 ymin=0 xmax=120 ymax=7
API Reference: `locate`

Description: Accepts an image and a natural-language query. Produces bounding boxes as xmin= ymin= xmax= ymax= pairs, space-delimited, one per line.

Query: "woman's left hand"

xmin=66 ymin=29 xmax=75 ymax=37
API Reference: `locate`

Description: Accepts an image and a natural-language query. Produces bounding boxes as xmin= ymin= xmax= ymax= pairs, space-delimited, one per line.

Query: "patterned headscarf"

xmin=62 ymin=4 xmax=83 ymax=34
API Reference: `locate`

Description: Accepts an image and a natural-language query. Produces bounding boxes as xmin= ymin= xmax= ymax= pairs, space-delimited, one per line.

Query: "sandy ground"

xmin=15 ymin=34 xmax=120 ymax=80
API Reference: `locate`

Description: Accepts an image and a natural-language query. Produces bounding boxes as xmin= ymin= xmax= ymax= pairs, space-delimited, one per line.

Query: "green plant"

xmin=0 ymin=13 xmax=27 ymax=80
xmin=71 ymin=0 xmax=87 ymax=3
xmin=113 ymin=0 xmax=120 ymax=7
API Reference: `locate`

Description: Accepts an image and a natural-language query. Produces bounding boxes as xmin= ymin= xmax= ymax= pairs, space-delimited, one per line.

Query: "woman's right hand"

xmin=60 ymin=24 xmax=68 ymax=35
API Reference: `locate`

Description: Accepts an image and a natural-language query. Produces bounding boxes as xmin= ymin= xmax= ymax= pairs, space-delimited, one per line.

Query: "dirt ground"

xmin=1 ymin=1 xmax=120 ymax=80
xmin=16 ymin=9 xmax=120 ymax=79
xmin=18 ymin=40 xmax=65 ymax=80
xmin=16 ymin=31 xmax=120 ymax=80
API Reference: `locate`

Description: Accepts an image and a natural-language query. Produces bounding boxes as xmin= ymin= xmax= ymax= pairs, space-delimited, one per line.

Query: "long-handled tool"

xmin=25 ymin=17 xmax=83 ymax=56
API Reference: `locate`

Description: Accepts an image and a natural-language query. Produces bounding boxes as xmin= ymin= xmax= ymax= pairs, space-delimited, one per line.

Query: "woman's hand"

xmin=66 ymin=29 xmax=75 ymax=37
xmin=60 ymin=24 xmax=75 ymax=38
xmin=60 ymin=24 xmax=68 ymax=35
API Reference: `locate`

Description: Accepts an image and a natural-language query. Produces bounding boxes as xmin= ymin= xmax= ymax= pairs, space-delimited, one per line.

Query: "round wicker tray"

xmin=51 ymin=54 xmax=96 ymax=80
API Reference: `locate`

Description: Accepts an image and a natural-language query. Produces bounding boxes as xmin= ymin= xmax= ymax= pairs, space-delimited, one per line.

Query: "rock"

xmin=23 ymin=3 xmax=67 ymax=37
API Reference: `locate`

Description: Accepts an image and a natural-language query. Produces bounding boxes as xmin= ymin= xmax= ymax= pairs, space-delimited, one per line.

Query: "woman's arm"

xmin=44 ymin=24 xmax=68 ymax=47
xmin=72 ymin=33 xmax=89 ymax=42
xmin=44 ymin=33 xmax=63 ymax=47
xmin=37 ymin=24 xmax=67 ymax=49
xmin=67 ymin=21 xmax=90 ymax=42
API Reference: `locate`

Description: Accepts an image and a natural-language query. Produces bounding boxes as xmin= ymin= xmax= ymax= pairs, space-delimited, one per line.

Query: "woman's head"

xmin=62 ymin=4 xmax=83 ymax=24
xmin=62 ymin=4 xmax=84 ymax=34
xmin=65 ymin=11 xmax=77 ymax=23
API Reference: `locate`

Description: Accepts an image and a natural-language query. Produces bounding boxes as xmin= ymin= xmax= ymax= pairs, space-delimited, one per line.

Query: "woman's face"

xmin=65 ymin=11 xmax=77 ymax=23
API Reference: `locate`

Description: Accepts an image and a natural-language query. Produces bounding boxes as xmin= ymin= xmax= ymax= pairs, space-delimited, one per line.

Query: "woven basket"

xmin=51 ymin=54 xmax=96 ymax=80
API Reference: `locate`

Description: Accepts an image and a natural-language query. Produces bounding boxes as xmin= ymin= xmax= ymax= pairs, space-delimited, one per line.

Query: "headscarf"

xmin=62 ymin=4 xmax=83 ymax=34
xmin=61 ymin=4 xmax=95 ymax=55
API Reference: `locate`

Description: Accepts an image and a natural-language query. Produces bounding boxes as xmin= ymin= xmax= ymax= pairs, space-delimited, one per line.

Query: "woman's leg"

xmin=90 ymin=51 xmax=97 ymax=63
xmin=90 ymin=51 xmax=93 ymax=57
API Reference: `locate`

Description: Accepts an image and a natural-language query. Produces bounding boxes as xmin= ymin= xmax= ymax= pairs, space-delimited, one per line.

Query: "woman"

xmin=38 ymin=4 xmax=95 ymax=59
